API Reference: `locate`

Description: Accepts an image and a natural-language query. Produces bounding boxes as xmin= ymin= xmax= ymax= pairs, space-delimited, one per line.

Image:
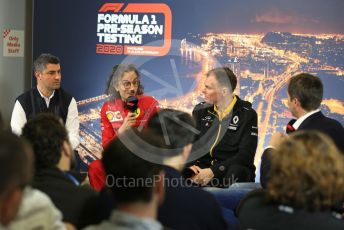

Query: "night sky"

xmin=171 ymin=0 xmax=344 ymax=34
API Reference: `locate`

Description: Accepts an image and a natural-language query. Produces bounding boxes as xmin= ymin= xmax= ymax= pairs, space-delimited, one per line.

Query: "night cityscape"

xmin=76 ymin=32 xmax=344 ymax=169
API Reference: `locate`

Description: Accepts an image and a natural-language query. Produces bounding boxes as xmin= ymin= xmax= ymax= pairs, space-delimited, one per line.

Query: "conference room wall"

xmin=0 ymin=0 xmax=32 ymax=127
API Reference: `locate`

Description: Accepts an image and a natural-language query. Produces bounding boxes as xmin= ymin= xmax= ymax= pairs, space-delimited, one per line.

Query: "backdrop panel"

xmin=33 ymin=0 xmax=344 ymax=177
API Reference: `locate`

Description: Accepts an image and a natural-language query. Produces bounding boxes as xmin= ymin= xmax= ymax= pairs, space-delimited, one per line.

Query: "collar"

xmin=37 ymin=87 xmax=55 ymax=107
xmin=35 ymin=167 xmax=76 ymax=184
xmin=293 ymin=109 xmax=320 ymax=130
xmin=64 ymin=172 xmax=80 ymax=186
xmin=214 ymin=95 xmax=237 ymax=120
xmin=110 ymin=210 xmax=162 ymax=230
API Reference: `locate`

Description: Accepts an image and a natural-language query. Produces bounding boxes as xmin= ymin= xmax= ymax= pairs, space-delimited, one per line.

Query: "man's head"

xmin=287 ymin=73 xmax=323 ymax=118
xmin=145 ymin=109 xmax=197 ymax=168
xmin=106 ymin=64 xmax=143 ymax=100
xmin=203 ymin=67 xmax=237 ymax=104
xmin=34 ymin=53 xmax=61 ymax=93
xmin=21 ymin=113 xmax=73 ymax=171
xmin=102 ymin=134 xmax=164 ymax=206
xmin=0 ymin=131 xmax=33 ymax=226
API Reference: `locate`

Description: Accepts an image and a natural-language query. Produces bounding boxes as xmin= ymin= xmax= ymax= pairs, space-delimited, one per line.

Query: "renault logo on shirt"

xmin=232 ymin=115 xmax=239 ymax=124
xmin=228 ymin=115 xmax=239 ymax=130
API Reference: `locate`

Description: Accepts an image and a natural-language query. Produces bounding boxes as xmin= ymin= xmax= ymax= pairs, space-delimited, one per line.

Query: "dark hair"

xmin=267 ymin=131 xmax=344 ymax=211
xmin=146 ymin=109 xmax=197 ymax=157
xmin=287 ymin=73 xmax=323 ymax=111
xmin=207 ymin=67 xmax=237 ymax=92
xmin=105 ymin=64 xmax=144 ymax=100
xmin=102 ymin=134 xmax=162 ymax=204
xmin=0 ymin=131 xmax=33 ymax=193
xmin=21 ymin=113 xmax=68 ymax=170
xmin=34 ymin=53 xmax=60 ymax=72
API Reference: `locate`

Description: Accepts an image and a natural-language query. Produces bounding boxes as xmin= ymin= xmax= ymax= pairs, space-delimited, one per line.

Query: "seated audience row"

xmin=0 ymin=131 xmax=75 ymax=230
xmin=237 ymin=131 xmax=344 ymax=229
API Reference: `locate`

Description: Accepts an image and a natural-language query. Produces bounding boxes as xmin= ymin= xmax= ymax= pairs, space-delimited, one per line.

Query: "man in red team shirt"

xmin=88 ymin=64 xmax=159 ymax=191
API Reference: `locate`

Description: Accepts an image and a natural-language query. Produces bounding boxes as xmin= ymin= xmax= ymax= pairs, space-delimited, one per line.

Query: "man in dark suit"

xmin=260 ymin=73 xmax=344 ymax=187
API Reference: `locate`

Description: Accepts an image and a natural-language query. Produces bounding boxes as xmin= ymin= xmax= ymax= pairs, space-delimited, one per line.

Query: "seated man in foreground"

xmin=84 ymin=130 xmax=165 ymax=230
xmin=88 ymin=109 xmax=228 ymax=229
xmin=21 ymin=113 xmax=96 ymax=229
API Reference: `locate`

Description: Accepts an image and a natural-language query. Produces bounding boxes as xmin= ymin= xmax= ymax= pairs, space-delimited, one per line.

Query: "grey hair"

xmin=105 ymin=64 xmax=143 ymax=100
xmin=33 ymin=53 xmax=60 ymax=72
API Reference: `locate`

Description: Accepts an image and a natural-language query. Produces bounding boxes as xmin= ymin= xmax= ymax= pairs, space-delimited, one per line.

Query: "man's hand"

xmin=191 ymin=168 xmax=214 ymax=186
xmin=118 ymin=112 xmax=136 ymax=135
xmin=189 ymin=165 xmax=202 ymax=174
xmin=269 ymin=132 xmax=287 ymax=148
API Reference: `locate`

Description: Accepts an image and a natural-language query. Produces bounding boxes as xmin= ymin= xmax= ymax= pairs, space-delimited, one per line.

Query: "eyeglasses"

xmin=122 ymin=80 xmax=140 ymax=89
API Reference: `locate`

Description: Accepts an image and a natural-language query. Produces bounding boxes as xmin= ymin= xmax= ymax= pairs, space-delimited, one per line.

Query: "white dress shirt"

xmin=10 ymin=88 xmax=80 ymax=149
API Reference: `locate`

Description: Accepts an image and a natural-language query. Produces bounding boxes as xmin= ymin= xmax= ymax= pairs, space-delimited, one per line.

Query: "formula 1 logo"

xmin=96 ymin=3 xmax=172 ymax=56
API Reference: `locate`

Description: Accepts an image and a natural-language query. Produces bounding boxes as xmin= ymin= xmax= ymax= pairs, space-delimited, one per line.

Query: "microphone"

xmin=126 ymin=96 xmax=139 ymax=113
xmin=286 ymin=119 xmax=297 ymax=134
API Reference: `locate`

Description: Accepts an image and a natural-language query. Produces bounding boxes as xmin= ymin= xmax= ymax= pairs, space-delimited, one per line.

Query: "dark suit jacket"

xmin=158 ymin=166 xmax=228 ymax=230
xmin=297 ymin=111 xmax=344 ymax=152
xmin=32 ymin=167 xmax=97 ymax=229
xmin=260 ymin=111 xmax=344 ymax=187
xmin=236 ymin=189 xmax=344 ymax=230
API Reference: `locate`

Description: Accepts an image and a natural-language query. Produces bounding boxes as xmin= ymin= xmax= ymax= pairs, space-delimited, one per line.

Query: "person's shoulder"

xmin=193 ymin=101 xmax=212 ymax=112
xmin=305 ymin=112 xmax=343 ymax=131
xmin=236 ymin=97 xmax=255 ymax=111
xmin=46 ymin=171 xmax=96 ymax=198
xmin=21 ymin=187 xmax=57 ymax=211
xmin=138 ymin=95 xmax=159 ymax=110
xmin=322 ymin=114 xmax=343 ymax=128
xmin=58 ymin=88 xmax=73 ymax=100
xmin=16 ymin=88 xmax=34 ymax=102
xmin=76 ymin=184 xmax=97 ymax=198
xmin=236 ymin=189 xmax=268 ymax=216
xmin=82 ymin=221 xmax=114 ymax=230
xmin=8 ymin=187 xmax=65 ymax=230
xmin=235 ymin=96 xmax=257 ymax=118
xmin=101 ymin=98 xmax=121 ymax=109
xmin=139 ymin=95 xmax=158 ymax=102
xmin=101 ymin=100 xmax=111 ymax=108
